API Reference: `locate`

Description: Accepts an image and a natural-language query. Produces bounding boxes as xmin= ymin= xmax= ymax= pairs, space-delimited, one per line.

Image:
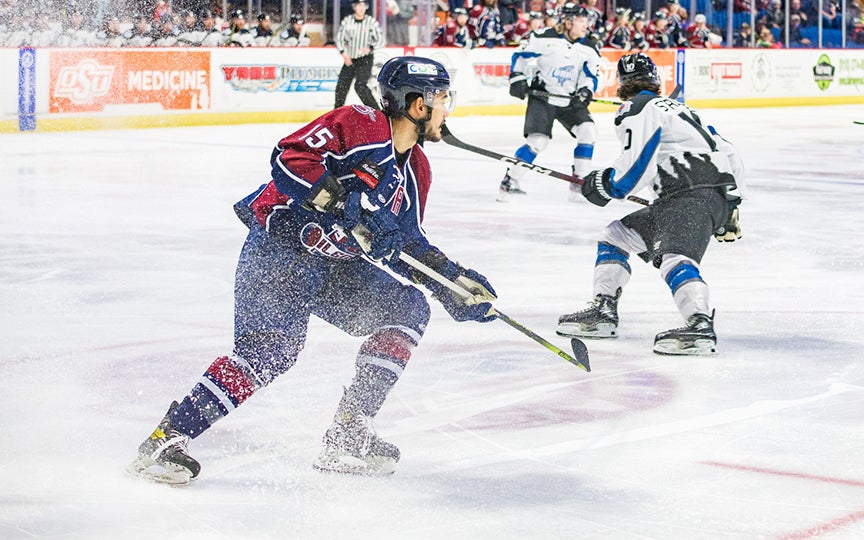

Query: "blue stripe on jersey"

xmin=515 ymin=144 xmax=537 ymax=163
xmin=596 ymin=242 xmax=631 ymax=272
xmin=511 ymin=51 xmax=541 ymax=70
xmin=573 ymin=143 xmax=594 ymax=159
xmin=582 ymin=64 xmax=599 ymax=92
xmin=664 ymin=262 xmax=703 ymax=294
xmin=609 ymin=127 xmax=662 ymax=198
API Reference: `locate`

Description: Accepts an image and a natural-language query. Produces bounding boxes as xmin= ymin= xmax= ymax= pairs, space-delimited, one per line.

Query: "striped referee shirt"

xmin=336 ymin=15 xmax=385 ymax=59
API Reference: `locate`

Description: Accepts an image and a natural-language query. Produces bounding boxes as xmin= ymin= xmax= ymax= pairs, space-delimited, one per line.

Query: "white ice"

xmin=1 ymin=105 xmax=863 ymax=540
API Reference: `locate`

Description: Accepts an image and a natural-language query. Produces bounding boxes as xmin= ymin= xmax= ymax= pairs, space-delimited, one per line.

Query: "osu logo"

xmin=54 ymin=60 xmax=114 ymax=104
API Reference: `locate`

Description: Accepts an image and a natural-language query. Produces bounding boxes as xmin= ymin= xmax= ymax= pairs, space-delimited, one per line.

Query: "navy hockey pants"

xmin=233 ymin=223 xmax=431 ymax=385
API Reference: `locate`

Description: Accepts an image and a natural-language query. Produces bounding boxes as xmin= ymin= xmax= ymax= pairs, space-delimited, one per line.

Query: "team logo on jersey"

xmin=351 ymin=104 xmax=377 ymax=121
xmin=300 ymin=222 xmax=357 ymax=260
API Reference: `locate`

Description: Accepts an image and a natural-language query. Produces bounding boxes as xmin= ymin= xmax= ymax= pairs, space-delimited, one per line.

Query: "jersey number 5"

xmin=305 ymin=127 xmax=334 ymax=148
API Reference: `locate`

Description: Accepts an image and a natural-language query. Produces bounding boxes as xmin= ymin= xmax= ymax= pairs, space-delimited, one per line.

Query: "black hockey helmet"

xmin=378 ymin=56 xmax=454 ymax=118
xmin=617 ymin=53 xmax=661 ymax=85
xmin=559 ymin=2 xmax=588 ymax=19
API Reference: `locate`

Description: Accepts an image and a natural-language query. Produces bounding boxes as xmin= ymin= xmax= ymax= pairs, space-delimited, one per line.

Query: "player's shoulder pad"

xmin=613 ymin=92 xmax=657 ymax=125
xmin=534 ymin=27 xmax=560 ymax=39
xmin=329 ymin=105 xmax=390 ymax=145
xmin=579 ymin=35 xmax=602 ymax=55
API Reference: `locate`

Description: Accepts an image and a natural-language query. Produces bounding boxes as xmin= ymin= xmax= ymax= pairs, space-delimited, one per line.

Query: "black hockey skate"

xmin=653 ymin=311 xmax=717 ymax=356
xmin=126 ymin=401 xmax=201 ymax=486
xmin=497 ymin=174 xmax=527 ymax=201
xmin=313 ymin=414 xmax=400 ymax=476
xmin=556 ymin=289 xmax=620 ymax=338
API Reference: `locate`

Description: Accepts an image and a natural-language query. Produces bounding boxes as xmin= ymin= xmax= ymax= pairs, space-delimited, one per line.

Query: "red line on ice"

xmin=700 ymin=461 xmax=864 ymax=488
xmin=777 ymin=509 xmax=864 ymax=539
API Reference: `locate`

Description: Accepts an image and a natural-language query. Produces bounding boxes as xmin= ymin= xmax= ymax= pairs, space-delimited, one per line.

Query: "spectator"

xmin=584 ymin=0 xmax=604 ymax=34
xmin=732 ymin=21 xmax=752 ymax=47
xmin=505 ymin=11 xmax=536 ymax=45
xmin=125 ymin=13 xmax=154 ymax=47
xmin=253 ymin=13 xmax=275 ymax=46
xmin=153 ymin=0 xmax=170 ymax=24
xmin=498 ymin=0 xmax=520 ymax=27
xmin=435 ymin=7 xmax=474 ymax=47
xmin=178 ymin=10 xmax=197 ymax=33
xmin=543 ymin=8 xmax=558 ymax=28
xmin=468 ymin=0 xmax=504 ymax=47
xmin=789 ymin=13 xmax=811 ymax=46
xmin=334 ymin=0 xmax=384 ymax=109
xmin=756 ymin=25 xmax=781 ymax=47
xmin=280 ymin=14 xmax=310 ymax=46
xmin=647 ymin=11 xmax=672 ymax=48
xmin=153 ymin=13 xmax=178 ymax=46
xmin=225 ymin=9 xmax=253 ymax=47
xmin=96 ymin=14 xmax=125 ymax=47
xmin=663 ymin=0 xmax=688 ymax=46
xmin=766 ymin=0 xmax=784 ymax=29
xmin=789 ymin=0 xmax=809 ymax=26
xmin=199 ymin=9 xmax=226 ymax=46
xmin=58 ymin=7 xmax=97 ymax=47
xmin=631 ymin=12 xmax=650 ymax=50
xmin=688 ymin=13 xmax=712 ymax=47
xmin=821 ymin=0 xmax=840 ymax=28
xmin=606 ymin=8 xmax=632 ymax=49
xmin=386 ymin=0 xmax=413 ymax=45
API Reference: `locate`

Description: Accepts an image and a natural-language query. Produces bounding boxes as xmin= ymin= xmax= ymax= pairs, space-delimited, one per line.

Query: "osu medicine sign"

xmin=49 ymin=50 xmax=211 ymax=113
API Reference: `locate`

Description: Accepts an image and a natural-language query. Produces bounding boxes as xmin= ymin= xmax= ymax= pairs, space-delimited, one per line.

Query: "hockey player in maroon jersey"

xmin=127 ymin=56 xmax=498 ymax=484
xmin=558 ymin=53 xmax=745 ymax=355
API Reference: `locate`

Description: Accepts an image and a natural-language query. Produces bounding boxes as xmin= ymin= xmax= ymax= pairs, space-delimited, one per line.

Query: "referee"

xmin=334 ymin=0 xmax=385 ymax=109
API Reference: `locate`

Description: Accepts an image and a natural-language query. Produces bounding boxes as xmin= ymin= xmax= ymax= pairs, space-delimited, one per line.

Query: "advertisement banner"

xmin=684 ymin=49 xmax=864 ymax=100
xmin=49 ymin=49 xmax=211 ymax=113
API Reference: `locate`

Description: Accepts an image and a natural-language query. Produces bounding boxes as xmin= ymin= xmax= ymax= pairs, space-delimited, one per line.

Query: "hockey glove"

xmin=509 ymin=74 xmax=529 ymax=100
xmin=434 ymin=267 xmax=497 ymax=323
xmin=581 ymin=168 xmax=613 ymax=207
xmin=345 ymin=192 xmax=404 ymax=262
xmin=714 ymin=200 xmax=742 ymax=242
xmin=575 ymin=87 xmax=593 ymax=105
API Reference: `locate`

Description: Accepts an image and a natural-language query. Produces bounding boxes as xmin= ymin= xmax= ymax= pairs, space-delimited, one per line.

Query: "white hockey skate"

xmin=126 ymin=401 xmax=201 ymax=486
xmin=496 ymin=174 xmax=527 ymax=202
xmin=653 ymin=312 xmax=717 ymax=356
xmin=313 ymin=414 xmax=399 ymax=476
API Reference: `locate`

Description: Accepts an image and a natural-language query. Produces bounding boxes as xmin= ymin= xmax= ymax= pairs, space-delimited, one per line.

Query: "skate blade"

xmin=126 ymin=457 xmax=194 ymax=486
xmin=556 ymin=322 xmax=617 ymax=339
xmin=653 ymin=338 xmax=716 ymax=356
xmin=313 ymin=453 xmax=396 ymax=477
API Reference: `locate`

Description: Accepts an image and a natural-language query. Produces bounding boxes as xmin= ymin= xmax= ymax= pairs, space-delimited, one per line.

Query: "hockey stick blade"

xmin=570 ymin=338 xmax=590 ymax=370
xmin=854 ymin=121 xmax=864 ymax=125
xmin=440 ymin=124 xmax=649 ymax=207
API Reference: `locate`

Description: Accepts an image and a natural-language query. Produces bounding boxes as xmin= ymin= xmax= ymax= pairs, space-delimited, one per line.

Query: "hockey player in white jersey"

xmin=499 ymin=3 xmax=601 ymax=201
xmin=557 ymin=53 xmax=745 ymax=355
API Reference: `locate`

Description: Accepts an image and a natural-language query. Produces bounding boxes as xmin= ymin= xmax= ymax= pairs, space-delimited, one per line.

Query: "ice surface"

xmin=1 ymin=105 xmax=863 ymax=539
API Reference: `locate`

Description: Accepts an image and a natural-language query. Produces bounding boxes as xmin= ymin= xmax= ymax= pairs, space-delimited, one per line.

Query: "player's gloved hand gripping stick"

xmin=352 ymin=224 xmax=591 ymax=372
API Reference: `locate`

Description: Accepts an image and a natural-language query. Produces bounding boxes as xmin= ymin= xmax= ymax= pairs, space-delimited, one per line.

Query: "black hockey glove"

xmin=575 ymin=87 xmax=593 ymax=105
xmin=714 ymin=199 xmax=742 ymax=242
xmin=509 ymin=73 xmax=528 ymax=100
xmin=344 ymin=191 xmax=404 ymax=262
xmin=581 ymin=168 xmax=613 ymax=207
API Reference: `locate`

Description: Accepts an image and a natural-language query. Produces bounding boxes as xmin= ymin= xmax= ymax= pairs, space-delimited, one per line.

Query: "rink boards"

xmin=1 ymin=45 xmax=862 ymax=132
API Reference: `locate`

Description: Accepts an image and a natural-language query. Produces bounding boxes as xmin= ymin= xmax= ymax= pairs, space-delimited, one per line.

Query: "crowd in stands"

xmin=1 ymin=0 xmax=862 ymax=48
xmin=0 ymin=0 xmax=311 ymax=47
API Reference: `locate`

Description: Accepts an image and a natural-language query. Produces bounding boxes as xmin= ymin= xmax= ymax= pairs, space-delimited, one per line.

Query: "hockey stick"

xmin=351 ymin=223 xmax=591 ymax=371
xmin=396 ymin=250 xmax=591 ymax=372
xmin=531 ymin=84 xmax=682 ymax=107
xmin=439 ymin=124 xmax=650 ymax=207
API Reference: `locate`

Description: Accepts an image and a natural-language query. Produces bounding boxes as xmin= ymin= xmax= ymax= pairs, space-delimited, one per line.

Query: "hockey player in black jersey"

xmin=557 ymin=53 xmax=745 ymax=355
